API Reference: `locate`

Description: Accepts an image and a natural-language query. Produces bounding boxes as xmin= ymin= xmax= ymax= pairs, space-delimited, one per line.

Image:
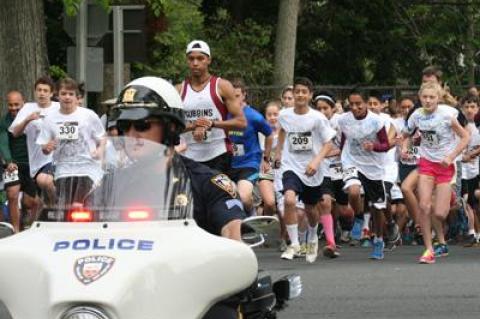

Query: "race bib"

xmin=401 ymin=145 xmax=419 ymax=165
xmin=193 ymin=130 xmax=212 ymax=144
xmin=288 ymin=132 xmax=313 ymax=152
xmin=342 ymin=166 xmax=358 ymax=181
xmin=58 ymin=122 xmax=79 ymax=140
xmin=420 ymin=130 xmax=439 ymax=148
xmin=233 ymin=143 xmax=245 ymax=157
xmin=329 ymin=163 xmax=343 ymax=181
xmin=3 ymin=169 xmax=19 ymax=184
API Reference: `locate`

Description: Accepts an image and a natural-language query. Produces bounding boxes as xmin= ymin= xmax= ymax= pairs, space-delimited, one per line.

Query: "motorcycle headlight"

xmin=60 ymin=306 xmax=111 ymax=319
xmin=273 ymin=274 xmax=302 ymax=301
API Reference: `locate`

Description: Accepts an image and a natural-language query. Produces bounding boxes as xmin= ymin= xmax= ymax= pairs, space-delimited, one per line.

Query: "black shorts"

xmin=321 ymin=177 xmax=349 ymax=205
xmin=398 ymin=162 xmax=417 ymax=183
xmin=461 ymin=177 xmax=479 ymax=208
xmin=55 ymin=176 xmax=94 ymax=206
xmin=34 ymin=162 xmax=55 ymax=180
xmin=282 ymin=170 xmax=323 ymax=205
xmin=357 ymin=171 xmax=387 ymax=210
xmin=4 ymin=163 xmax=37 ymax=197
xmin=195 ymin=197 xmax=246 ymax=236
xmin=384 ymin=181 xmax=404 ymax=205
xmin=228 ymin=167 xmax=259 ymax=184
xmin=201 ymin=152 xmax=232 ymax=175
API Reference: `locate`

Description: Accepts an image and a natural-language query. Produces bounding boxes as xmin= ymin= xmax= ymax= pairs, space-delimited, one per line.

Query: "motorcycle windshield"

xmin=38 ymin=136 xmax=193 ymax=222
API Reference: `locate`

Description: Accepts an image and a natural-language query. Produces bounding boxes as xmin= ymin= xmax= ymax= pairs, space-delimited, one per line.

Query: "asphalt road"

xmin=257 ymin=244 xmax=480 ymax=319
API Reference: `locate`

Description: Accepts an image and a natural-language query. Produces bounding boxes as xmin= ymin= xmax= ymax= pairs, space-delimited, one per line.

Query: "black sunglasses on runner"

xmin=117 ymin=119 xmax=160 ymax=133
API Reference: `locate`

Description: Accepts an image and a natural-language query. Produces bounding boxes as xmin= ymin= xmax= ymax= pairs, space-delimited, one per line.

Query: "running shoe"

xmin=322 ymin=244 xmax=340 ymax=259
xmin=418 ymin=249 xmax=435 ymax=264
xmin=278 ymin=239 xmax=288 ymax=252
xmin=305 ymin=241 xmax=319 ymax=263
xmin=340 ymin=231 xmax=351 ymax=243
xmin=433 ymin=243 xmax=449 ymax=257
xmin=385 ymin=238 xmax=402 ymax=251
xmin=360 ymin=228 xmax=372 ymax=247
xmin=280 ymin=244 xmax=301 ymax=260
xmin=369 ymin=238 xmax=384 ymax=260
xmin=387 ymin=221 xmax=401 ymax=243
xmin=298 ymin=243 xmax=307 ymax=257
xmin=464 ymin=234 xmax=477 ymax=247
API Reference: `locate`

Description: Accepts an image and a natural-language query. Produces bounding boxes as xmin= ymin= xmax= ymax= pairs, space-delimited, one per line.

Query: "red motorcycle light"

xmin=126 ymin=209 xmax=152 ymax=221
xmin=68 ymin=209 xmax=94 ymax=222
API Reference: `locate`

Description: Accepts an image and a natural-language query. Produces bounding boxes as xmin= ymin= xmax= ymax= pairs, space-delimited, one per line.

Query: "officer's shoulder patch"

xmin=210 ymin=174 xmax=237 ymax=198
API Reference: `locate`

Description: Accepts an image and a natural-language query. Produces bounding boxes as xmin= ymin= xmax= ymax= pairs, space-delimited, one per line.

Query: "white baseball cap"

xmin=186 ymin=40 xmax=211 ymax=57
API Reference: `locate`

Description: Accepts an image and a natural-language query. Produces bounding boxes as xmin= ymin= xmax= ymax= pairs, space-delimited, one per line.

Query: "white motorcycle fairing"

xmin=0 ymin=220 xmax=258 ymax=319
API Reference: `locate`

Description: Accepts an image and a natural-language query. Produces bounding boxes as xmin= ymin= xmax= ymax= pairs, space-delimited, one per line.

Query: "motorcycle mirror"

xmin=0 ymin=222 xmax=15 ymax=239
xmin=241 ymin=216 xmax=280 ymax=248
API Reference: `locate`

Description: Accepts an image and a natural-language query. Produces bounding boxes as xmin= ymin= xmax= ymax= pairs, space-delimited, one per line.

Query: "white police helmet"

xmin=110 ymin=76 xmax=185 ymax=145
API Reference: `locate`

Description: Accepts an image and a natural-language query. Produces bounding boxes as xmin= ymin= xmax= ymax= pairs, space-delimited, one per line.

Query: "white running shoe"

xmin=305 ymin=241 xmax=319 ymax=263
xmin=281 ymin=244 xmax=301 ymax=260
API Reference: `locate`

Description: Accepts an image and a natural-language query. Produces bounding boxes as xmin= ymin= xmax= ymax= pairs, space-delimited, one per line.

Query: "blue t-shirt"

xmin=229 ymin=106 xmax=272 ymax=170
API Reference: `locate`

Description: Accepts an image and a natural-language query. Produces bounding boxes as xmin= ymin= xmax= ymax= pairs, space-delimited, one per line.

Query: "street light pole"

xmin=113 ymin=6 xmax=124 ymax=96
xmin=76 ymin=0 xmax=88 ymax=106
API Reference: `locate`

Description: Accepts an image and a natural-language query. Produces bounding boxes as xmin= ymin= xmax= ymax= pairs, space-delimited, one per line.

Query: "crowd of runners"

xmin=1 ymin=40 xmax=479 ymax=265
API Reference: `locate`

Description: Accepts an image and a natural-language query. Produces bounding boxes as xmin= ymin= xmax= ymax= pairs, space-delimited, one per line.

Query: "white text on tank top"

xmin=406 ymin=104 xmax=458 ymax=163
xmin=181 ymin=80 xmax=227 ymax=161
xmin=338 ymin=111 xmax=386 ymax=180
xmin=462 ymin=122 xmax=480 ymax=179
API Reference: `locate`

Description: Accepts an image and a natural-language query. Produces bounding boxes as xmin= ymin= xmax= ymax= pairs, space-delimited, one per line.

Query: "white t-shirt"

xmin=395 ymin=117 xmax=419 ymax=166
xmin=278 ymin=107 xmax=336 ymax=187
xmin=322 ymin=113 xmax=343 ymax=181
xmin=36 ymin=107 xmax=105 ymax=183
xmin=404 ymin=104 xmax=459 ymax=163
xmin=380 ymin=113 xmax=399 ymax=183
xmin=9 ymin=102 xmax=60 ymax=177
xmin=338 ymin=111 xmax=387 ymax=181
xmin=462 ymin=122 xmax=480 ymax=180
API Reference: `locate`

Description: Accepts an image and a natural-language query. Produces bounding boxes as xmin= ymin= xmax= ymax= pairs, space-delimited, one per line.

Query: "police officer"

xmin=109 ymin=76 xmax=246 ymax=241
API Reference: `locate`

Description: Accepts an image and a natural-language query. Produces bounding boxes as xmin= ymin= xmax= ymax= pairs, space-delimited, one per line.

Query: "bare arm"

xmin=305 ymin=141 xmax=333 ymax=176
xmin=261 ymin=134 xmax=274 ymax=173
xmin=11 ymin=112 xmax=40 ymax=137
xmin=273 ymin=128 xmax=286 ymax=168
xmin=325 ymin=147 xmax=341 ymax=158
xmin=387 ymin=125 xmax=397 ymax=149
xmin=445 ymin=118 xmax=469 ymax=164
xmin=175 ymin=83 xmax=196 ymax=132
xmin=263 ymin=134 xmax=273 ymax=160
xmin=212 ymin=79 xmax=246 ymax=130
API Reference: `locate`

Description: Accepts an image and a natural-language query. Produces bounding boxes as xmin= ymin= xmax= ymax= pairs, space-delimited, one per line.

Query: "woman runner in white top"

xmin=402 ymin=81 xmax=469 ymax=264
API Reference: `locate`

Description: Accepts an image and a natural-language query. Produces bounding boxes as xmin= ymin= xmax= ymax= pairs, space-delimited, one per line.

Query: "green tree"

xmin=134 ymin=0 xmax=204 ymax=82
xmin=205 ymin=8 xmax=273 ymax=85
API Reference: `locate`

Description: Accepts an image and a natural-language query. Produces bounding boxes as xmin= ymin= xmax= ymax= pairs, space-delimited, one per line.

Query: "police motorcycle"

xmin=0 ymin=77 xmax=301 ymax=319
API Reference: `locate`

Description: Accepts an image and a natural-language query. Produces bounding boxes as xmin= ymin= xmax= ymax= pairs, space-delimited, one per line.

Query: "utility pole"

xmin=76 ymin=0 xmax=88 ymax=105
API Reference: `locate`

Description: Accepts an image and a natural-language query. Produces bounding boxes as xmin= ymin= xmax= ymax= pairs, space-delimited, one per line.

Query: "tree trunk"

xmin=465 ymin=2 xmax=475 ymax=86
xmin=273 ymin=0 xmax=300 ymax=89
xmin=0 ymin=0 xmax=49 ymax=106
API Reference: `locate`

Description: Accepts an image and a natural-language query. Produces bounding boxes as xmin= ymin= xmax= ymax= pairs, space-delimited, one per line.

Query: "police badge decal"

xmin=211 ymin=174 xmax=238 ymax=198
xmin=74 ymin=255 xmax=115 ymax=285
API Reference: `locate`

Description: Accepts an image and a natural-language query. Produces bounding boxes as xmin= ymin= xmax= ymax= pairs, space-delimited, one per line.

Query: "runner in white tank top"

xmin=176 ymin=40 xmax=246 ymax=173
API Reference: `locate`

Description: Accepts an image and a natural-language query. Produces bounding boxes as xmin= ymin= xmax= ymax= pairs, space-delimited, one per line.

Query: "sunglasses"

xmin=117 ymin=119 xmax=160 ymax=133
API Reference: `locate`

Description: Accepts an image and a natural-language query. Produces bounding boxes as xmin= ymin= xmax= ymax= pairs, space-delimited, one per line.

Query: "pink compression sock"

xmin=321 ymin=214 xmax=336 ymax=246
